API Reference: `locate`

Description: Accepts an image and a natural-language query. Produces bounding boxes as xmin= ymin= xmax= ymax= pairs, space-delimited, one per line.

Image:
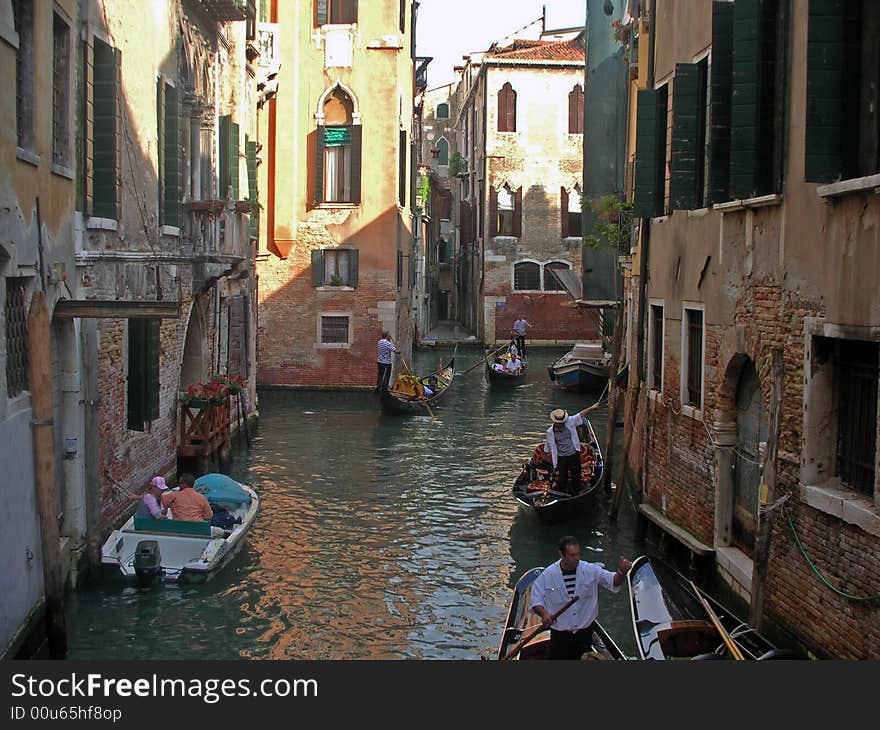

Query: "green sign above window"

xmin=324 ymin=126 xmax=350 ymax=147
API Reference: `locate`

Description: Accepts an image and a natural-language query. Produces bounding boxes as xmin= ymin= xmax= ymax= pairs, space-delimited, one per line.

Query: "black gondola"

xmin=497 ymin=567 xmax=627 ymax=660
xmin=511 ymin=419 xmax=604 ymax=524
xmin=380 ymin=356 xmax=455 ymax=415
xmin=627 ymin=555 xmax=798 ymax=660
xmin=485 ymin=358 xmax=528 ymax=385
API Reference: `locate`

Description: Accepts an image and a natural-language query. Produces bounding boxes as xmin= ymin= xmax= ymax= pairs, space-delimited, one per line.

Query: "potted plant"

xmin=180 ymin=380 xmax=229 ymax=408
xmin=329 ymin=273 xmax=344 ymax=286
xmin=214 ymin=375 xmax=247 ymax=395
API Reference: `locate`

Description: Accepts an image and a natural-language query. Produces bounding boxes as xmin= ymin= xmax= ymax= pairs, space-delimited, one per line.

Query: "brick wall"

xmin=492 ymin=292 xmax=597 ymax=344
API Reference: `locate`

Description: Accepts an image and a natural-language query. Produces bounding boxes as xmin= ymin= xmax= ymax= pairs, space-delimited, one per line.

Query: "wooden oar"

xmin=500 ymin=595 xmax=579 ymax=660
xmin=460 ymin=341 xmax=514 ymax=377
xmin=689 ymin=580 xmax=745 ymax=660
xmin=397 ymin=352 xmax=435 ymax=420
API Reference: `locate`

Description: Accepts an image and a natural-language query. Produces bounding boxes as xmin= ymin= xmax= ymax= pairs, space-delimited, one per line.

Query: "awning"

xmin=549 ymin=267 xmax=582 ymax=300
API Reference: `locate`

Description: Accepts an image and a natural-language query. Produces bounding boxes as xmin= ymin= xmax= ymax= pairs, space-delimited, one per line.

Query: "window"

xmin=316 ymin=87 xmax=362 ymax=205
xmin=543 ymin=262 xmax=570 ymax=292
xmin=320 ymin=315 xmax=350 ymax=345
xmin=399 ymin=0 xmax=405 ymax=33
xmin=669 ymin=58 xmax=708 ymax=210
xmin=834 ymin=340 xmax=878 ymax=495
xmin=14 ymin=0 xmax=34 ymax=152
xmin=92 ymin=37 xmax=120 ymax=219
xmin=498 ymin=82 xmax=517 ymax=132
xmin=496 ymin=185 xmax=515 ymax=235
xmin=514 ymin=262 xmax=541 ymax=291
xmin=399 ymin=129 xmax=407 ymax=207
xmin=311 ymin=248 xmax=359 ymax=287
xmin=316 ymin=0 xmax=357 ymax=25
xmin=158 ymin=81 xmax=182 ymax=226
xmin=5 ymin=278 xmax=30 ymax=397
xmin=438 ymin=238 xmax=452 ymax=264
xmin=806 ymin=0 xmax=880 ymax=181
xmin=683 ymin=307 xmax=704 ymax=408
xmin=568 ymin=84 xmax=584 ymax=134
xmin=437 ymin=137 xmax=449 ymax=166
xmin=436 ymin=102 xmax=449 ymax=120
xmin=561 ymin=186 xmax=582 ymax=238
xmin=649 ymin=304 xmax=664 ymax=391
xmin=52 ymin=13 xmax=71 ymax=168
xmin=127 ymin=319 xmax=160 ymax=431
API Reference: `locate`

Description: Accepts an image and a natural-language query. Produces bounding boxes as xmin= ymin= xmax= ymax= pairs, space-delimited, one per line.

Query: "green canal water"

xmin=66 ymin=347 xmax=658 ymax=660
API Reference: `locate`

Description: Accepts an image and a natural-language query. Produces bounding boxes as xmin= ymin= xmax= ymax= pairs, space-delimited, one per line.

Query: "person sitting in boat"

xmin=530 ymin=536 xmax=633 ymax=660
xmin=508 ymin=341 xmax=519 ymax=358
xmin=545 ymin=403 xmax=602 ymax=495
xmin=505 ymin=355 xmax=523 ymax=374
xmin=493 ymin=357 xmax=506 ymax=372
xmin=160 ymin=473 xmax=212 ymax=522
xmin=131 ymin=476 xmax=168 ymax=520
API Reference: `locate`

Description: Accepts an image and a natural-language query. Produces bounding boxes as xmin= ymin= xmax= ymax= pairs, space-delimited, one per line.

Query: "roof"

xmin=488 ymin=35 xmax=585 ymax=62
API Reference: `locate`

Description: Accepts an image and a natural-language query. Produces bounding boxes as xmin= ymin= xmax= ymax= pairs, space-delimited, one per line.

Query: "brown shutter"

xmin=314 ymin=125 xmax=325 ymax=204
xmin=349 ymin=124 xmax=362 ymax=204
xmin=568 ymin=88 xmax=578 ymax=134
xmin=507 ymin=86 xmax=517 ymax=132
xmin=513 ymin=187 xmax=522 ymax=237
xmin=489 ymin=187 xmax=498 ymax=236
xmin=561 ymin=187 xmax=569 ymax=237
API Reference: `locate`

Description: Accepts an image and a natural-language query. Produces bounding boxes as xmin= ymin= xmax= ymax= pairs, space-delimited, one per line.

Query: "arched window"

xmin=316 ymin=0 xmax=358 ymax=25
xmin=543 ymin=261 xmax=570 ymax=292
xmin=437 ymin=137 xmax=449 ymax=166
xmin=436 ymin=102 xmax=449 ymax=119
xmin=496 ymin=185 xmax=515 ymax=235
xmin=568 ymin=185 xmax=582 ymax=237
xmin=498 ymin=82 xmax=517 ymax=132
xmin=568 ymin=84 xmax=584 ymax=134
xmin=514 ymin=261 xmax=541 ymax=291
xmin=317 ymin=85 xmax=362 ymax=204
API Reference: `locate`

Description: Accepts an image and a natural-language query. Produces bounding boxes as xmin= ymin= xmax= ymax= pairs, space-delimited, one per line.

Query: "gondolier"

xmin=376 ymin=331 xmax=399 ymax=392
xmin=546 ymin=403 xmax=601 ymax=494
xmin=512 ymin=317 xmax=530 ymax=357
xmin=530 ymin=536 xmax=633 ymax=660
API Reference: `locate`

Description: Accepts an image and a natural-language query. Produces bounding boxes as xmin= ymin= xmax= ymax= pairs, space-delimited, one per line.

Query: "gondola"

xmin=485 ymin=358 xmax=528 ymax=385
xmin=380 ymin=355 xmax=455 ymax=415
xmin=627 ymin=555 xmax=798 ymax=660
xmin=496 ymin=567 xmax=627 ymax=660
xmin=511 ymin=418 xmax=604 ymax=524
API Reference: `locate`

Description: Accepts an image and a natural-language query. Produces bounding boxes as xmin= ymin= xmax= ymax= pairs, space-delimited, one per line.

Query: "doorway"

xmin=732 ymin=359 xmax=766 ymax=557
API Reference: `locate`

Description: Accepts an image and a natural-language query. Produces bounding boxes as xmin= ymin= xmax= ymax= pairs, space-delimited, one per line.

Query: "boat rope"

xmin=787 ymin=509 xmax=880 ymax=602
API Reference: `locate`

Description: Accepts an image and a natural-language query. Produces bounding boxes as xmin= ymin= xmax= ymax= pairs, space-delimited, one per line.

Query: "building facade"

xmin=626 ymin=0 xmax=880 ymax=658
xmin=256 ymin=0 xmax=417 ymax=387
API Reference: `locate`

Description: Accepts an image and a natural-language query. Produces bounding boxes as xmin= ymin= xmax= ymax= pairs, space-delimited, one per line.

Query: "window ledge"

xmin=316 ymin=286 xmax=355 ymax=292
xmin=86 ymin=217 xmax=119 ymax=231
xmin=492 ymin=235 xmax=519 ymax=241
xmin=160 ymin=225 xmax=181 ymax=237
xmin=686 ymin=207 xmax=710 ymax=218
xmin=316 ymin=342 xmax=351 ymax=349
xmin=648 ymin=388 xmax=662 ymax=401
xmin=16 ymin=148 xmax=40 ymax=167
xmin=316 ymin=202 xmax=359 ymax=210
xmin=802 ymin=484 xmax=880 ymax=538
xmin=712 ymin=194 xmax=783 ymax=213
xmin=51 ymin=163 xmax=75 ymax=180
xmin=816 ymin=174 xmax=880 ymax=200
xmin=680 ymin=403 xmax=703 ymax=421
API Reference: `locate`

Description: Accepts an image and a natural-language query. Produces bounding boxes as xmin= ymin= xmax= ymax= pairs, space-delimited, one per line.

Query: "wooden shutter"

xmin=230 ymin=122 xmax=240 ymax=200
xmin=145 ymin=318 xmax=160 ymax=421
xmin=633 ymin=88 xmax=665 ymax=218
xmin=164 ymin=83 xmax=181 ymax=226
xmin=315 ymin=124 xmax=325 ymax=204
xmin=569 ymin=85 xmax=584 ymax=134
xmin=805 ymin=0 xmax=860 ymax=182
xmin=489 ymin=187 xmax=498 ymax=236
xmin=156 ymin=79 xmax=165 ymax=224
xmin=348 ymin=248 xmax=359 ymax=287
xmin=311 ymin=249 xmax=324 ymax=286
xmin=513 ymin=187 xmax=522 ymax=237
xmin=709 ymin=1 xmax=734 ymax=203
xmin=349 ymin=125 xmax=362 ymax=204
xmin=670 ymin=63 xmax=702 ymax=210
xmin=561 ymin=187 xmax=569 ymax=237
xmin=127 ymin=319 xmax=145 ymax=431
xmin=316 ymin=0 xmax=328 ymax=25
xmin=93 ymin=40 xmax=118 ymax=219
xmin=246 ymin=139 xmax=258 ymax=239
xmin=219 ymin=115 xmax=230 ymax=198
xmin=399 ymin=130 xmax=407 ymax=206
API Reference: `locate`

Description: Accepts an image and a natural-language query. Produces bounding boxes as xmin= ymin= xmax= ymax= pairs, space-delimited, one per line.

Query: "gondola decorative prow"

xmin=500 ymin=595 xmax=579 ymax=660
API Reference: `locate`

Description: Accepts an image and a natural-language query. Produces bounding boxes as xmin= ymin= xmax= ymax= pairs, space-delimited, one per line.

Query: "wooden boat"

xmin=486 ymin=357 xmax=528 ymax=385
xmin=380 ymin=354 xmax=455 ymax=415
xmin=101 ymin=474 xmax=259 ymax=584
xmin=511 ymin=419 xmax=604 ymax=524
xmin=548 ymin=342 xmax=610 ymax=391
xmin=627 ymin=555 xmax=798 ymax=660
xmin=497 ymin=567 xmax=626 ymax=660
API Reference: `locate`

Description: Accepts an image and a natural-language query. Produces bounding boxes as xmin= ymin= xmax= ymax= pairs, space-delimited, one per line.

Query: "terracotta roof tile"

xmin=490 ymin=37 xmax=585 ymax=62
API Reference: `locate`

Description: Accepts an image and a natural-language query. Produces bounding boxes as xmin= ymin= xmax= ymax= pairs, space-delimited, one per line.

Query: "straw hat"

xmin=550 ymin=408 xmax=568 ymax=424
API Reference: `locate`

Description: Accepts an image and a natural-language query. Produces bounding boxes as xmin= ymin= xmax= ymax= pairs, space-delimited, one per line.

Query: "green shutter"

xmin=349 ymin=125 xmax=361 ymax=204
xmin=315 ymin=124 xmax=325 ymax=205
xmin=709 ymin=1 xmax=734 ymax=203
xmin=230 ymin=122 xmax=240 ymax=201
xmin=670 ymin=63 xmax=702 ymax=210
xmin=93 ymin=40 xmax=118 ymax=219
xmin=127 ymin=319 xmax=145 ymax=431
xmin=156 ymin=79 xmax=165 ymax=224
xmin=633 ymin=88 xmax=666 ymax=218
xmin=219 ymin=115 xmax=230 ymax=198
xmin=145 ymin=318 xmax=160 ymax=421
xmin=805 ymin=0 xmax=860 ymax=182
xmin=164 ymin=83 xmax=181 ymax=226
xmin=246 ymin=139 xmax=258 ymax=239
xmin=311 ymin=249 xmax=324 ymax=286
xmin=348 ymin=248 xmax=359 ymax=287
xmin=317 ymin=0 xmax=328 ymax=25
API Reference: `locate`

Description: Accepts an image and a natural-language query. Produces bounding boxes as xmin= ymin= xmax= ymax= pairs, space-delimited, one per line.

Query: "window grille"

xmin=836 ymin=340 xmax=878 ymax=496
xmin=320 ymin=316 xmax=349 ymax=344
xmin=543 ymin=262 xmax=569 ymax=292
xmin=651 ymin=305 xmax=663 ymax=390
xmin=13 ymin=0 xmax=34 ymax=151
xmin=685 ymin=309 xmax=703 ymax=406
xmin=514 ymin=262 xmax=540 ymax=291
xmin=5 ymin=278 xmax=30 ymax=398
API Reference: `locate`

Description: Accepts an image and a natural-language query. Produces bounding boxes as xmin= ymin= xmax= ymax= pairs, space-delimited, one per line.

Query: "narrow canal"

xmin=66 ymin=346 xmax=656 ymax=660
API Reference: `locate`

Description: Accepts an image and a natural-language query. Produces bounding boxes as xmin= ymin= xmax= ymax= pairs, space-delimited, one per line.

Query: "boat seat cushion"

xmin=133 ymin=515 xmax=212 ymax=536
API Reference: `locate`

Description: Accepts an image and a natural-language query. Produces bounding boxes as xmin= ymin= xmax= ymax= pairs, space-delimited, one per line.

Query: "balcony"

xmin=415 ymin=56 xmax=432 ymax=94
xmin=196 ymin=0 xmax=250 ymax=22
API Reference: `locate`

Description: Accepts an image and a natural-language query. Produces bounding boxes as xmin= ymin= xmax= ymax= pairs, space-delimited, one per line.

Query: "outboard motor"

xmin=133 ymin=540 xmax=162 ymax=586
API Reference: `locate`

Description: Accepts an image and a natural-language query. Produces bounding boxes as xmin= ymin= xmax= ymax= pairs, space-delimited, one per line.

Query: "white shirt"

xmin=506 ymin=358 xmax=522 ymax=372
xmin=545 ymin=414 xmax=584 ymax=467
xmin=529 ymin=559 xmax=620 ymax=632
xmin=513 ymin=319 xmax=528 ymax=336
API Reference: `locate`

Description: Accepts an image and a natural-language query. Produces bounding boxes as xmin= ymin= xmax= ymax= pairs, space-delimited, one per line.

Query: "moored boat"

xmin=380 ymin=355 xmax=455 ymax=415
xmin=497 ymin=567 xmax=626 ymax=660
xmin=511 ymin=418 xmax=604 ymax=524
xmin=627 ymin=555 xmax=798 ymax=660
xmin=548 ymin=341 xmax=610 ymax=391
xmin=101 ymin=473 xmax=259 ymax=584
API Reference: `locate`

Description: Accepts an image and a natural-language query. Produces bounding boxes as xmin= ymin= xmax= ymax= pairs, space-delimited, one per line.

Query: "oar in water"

xmin=500 ymin=595 xmax=579 ymax=660
xmin=397 ymin=352 xmax=435 ymax=421
xmin=460 ymin=341 xmax=515 ymax=377
xmin=689 ymin=580 xmax=745 ymax=660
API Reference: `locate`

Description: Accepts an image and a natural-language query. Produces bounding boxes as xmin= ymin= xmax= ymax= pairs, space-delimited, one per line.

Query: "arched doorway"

xmin=732 ymin=359 xmax=767 ymax=557
xmin=180 ymin=299 xmax=206 ymax=390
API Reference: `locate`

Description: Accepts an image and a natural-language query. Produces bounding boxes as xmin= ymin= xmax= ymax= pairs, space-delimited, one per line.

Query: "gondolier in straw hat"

xmin=545 ymin=403 xmax=601 ymax=495
xmin=530 ymin=536 xmax=633 ymax=660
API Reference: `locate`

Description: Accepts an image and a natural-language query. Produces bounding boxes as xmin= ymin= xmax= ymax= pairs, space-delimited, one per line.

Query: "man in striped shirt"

xmin=376 ymin=331 xmax=399 ymax=392
xmin=530 ymin=536 xmax=633 ymax=659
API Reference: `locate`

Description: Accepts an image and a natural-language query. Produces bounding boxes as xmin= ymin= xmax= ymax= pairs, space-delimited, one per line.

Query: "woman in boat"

xmin=545 ymin=403 xmax=602 ymax=495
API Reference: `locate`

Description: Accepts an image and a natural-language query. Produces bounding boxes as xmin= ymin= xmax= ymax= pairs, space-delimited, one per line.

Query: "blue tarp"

xmin=194 ymin=474 xmax=251 ymax=505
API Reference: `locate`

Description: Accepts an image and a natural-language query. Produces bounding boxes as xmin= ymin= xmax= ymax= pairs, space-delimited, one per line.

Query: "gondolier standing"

xmin=546 ymin=403 xmax=601 ymax=494
xmin=530 ymin=536 xmax=633 ymax=659
xmin=512 ymin=317 xmax=530 ymax=358
xmin=376 ymin=331 xmax=399 ymax=392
